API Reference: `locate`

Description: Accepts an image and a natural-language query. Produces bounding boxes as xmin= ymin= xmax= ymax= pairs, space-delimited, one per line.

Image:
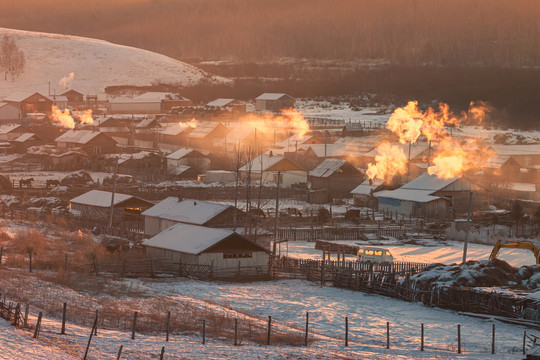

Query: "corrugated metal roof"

xmin=375 ymin=189 xmax=441 ymax=203
xmin=70 ymin=190 xmax=135 ymax=208
xmin=309 ymin=158 xmax=347 ymax=178
xmin=255 ymin=93 xmax=293 ymax=101
xmin=55 ymin=130 xmax=103 ymax=144
xmin=207 ymin=98 xmax=235 ymax=107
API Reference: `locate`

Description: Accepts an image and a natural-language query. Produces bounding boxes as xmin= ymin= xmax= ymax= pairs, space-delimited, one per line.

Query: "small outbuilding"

xmin=309 ymin=158 xmax=364 ymax=200
xmin=143 ymin=223 xmax=270 ymax=273
xmin=255 ymin=93 xmax=295 ymax=113
xmin=166 ymin=147 xmax=211 ymax=172
xmin=55 ymin=130 xmax=117 ymax=155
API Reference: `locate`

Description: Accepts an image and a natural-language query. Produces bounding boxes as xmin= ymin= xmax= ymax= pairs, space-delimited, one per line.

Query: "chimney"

xmin=269 ymin=150 xmax=273 ymax=157
xmin=193 ymin=201 xmax=197 ymax=206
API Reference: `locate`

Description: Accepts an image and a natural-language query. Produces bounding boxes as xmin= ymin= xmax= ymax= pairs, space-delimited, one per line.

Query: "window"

xmin=385 ymin=251 xmax=391 ymax=256
xmin=223 ymin=253 xmax=253 ymax=259
xmin=374 ymin=250 xmax=383 ymax=256
xmin=365 ymin=250 xmax=374 ymax=256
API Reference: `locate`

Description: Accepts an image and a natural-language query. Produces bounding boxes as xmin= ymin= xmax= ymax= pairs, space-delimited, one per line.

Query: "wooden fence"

xmin=276 ymin=226 xmax=446 ymax=241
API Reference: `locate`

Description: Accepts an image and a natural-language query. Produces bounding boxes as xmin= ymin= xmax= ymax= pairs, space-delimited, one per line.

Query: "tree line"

xmin=1 ymin=0 xmax=540 ymax=67
xmin=0 ymin=35 xmax=25 ymax=81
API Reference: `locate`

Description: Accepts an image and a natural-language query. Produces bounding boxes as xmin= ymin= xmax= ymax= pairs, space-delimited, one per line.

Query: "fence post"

xmin=305 ymin=312 xmax=309 ymax=346
xmin=83 ymin=314 xmax=98 ymax=360
xmin=116 ymin=345 xmax=123 ymax=360
xmin=202 ymin=320 xmax=206 ymax=345
xmin=267 ymin=316 xmax=272 ymax=345
xmin=386 ymin=321 xmax=390 ymax=349
xmin=421 ymin=323 xmax=424 ymax=351
xmin=492 ymin=323 xmax=495 ymax=354
xmin=0 ymin=246 xmax=3 ymax=267
xmin=345 ymin=316 xmax=349 ymax=347
xmin=166 ymin=311 xmax=170 ymax=342
xmin=94 ymin=310 xmax=98 ymax=335
xmin=159 ymin=347 xmax=165 ymax=360
xmin=457 ymin=324 xmax=461 ymax=354
xmin=24 ymin=304 xmax=29 ymax=327
xmin=523 ymin=330 xmax=527 ymax=355
xmin=61 ymin=302 xmax=67 ymax=335
xmin=234 ymin=318 xmax=238 ymax=346
xmin=33 ymin=311 xmax=42 ymax=339
xmin=131 ymin=311 xmax=138 ymax=340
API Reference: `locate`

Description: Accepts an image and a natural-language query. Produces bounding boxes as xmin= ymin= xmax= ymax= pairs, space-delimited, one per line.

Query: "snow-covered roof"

xmin=13 ymin=133 xmax=38 ymax=142
xmin=188 ymin=121 xmax=224 ymax=139
xmin=351 ymin=178 xmax=384 ymax=195
xmin=309 ymin=159 xmax=348 ymax=178
xmin=171 ymin=165 xmax=193 ymax=176
xmin=365 ymin=142 xmax=428 ymax=159
xmin=207 ymin=98 xmax=236 ymax=107
xmin=166 ymin=147 xmax=207 ymax=160
xmin=70 ymin=190 xmax=137 ymax=208
xmin=375 ymin=189 xmax=442 ymax=203
xmin=239 ymin=154 xmax=304 ymax=172
xmin=256 ymin=93 xmax=294 ymax=101
xmin=161 ymin=123 xmax=193 ymax=136
xmin=3 ymin=91 xmax=51 ymax=103
xmin=142 ymin=197 xmax=232 ymax=225
xmin=500 ymin=182 xmax=536 ymax=192
xmin=304 ymin=143 xmax=347 ymax=158
xmin=112 ymin=92 xmax=189 ymax=104
xmin=490 ymin=144 xmax=540 ymax=156
xmin=51 ymin=95 xmax=68 ymax=102
xmin=143 ymin=223 xmax=236 ymax=255
xmin=401 ymin=173 xmax=458 ymax=192
xmin=483 ymin=155 xmax=512 ymax=169
xmin=0 ymin=124 xmax=22 ymax=134
xmin=136 ymin=118 xmax=157 ymax=128
xmin=55 ymin=130 xmax=103 ymax=144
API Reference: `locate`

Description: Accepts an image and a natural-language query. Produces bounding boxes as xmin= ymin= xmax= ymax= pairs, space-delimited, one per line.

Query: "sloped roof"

xmin=309 ymin=158 xmax=349 ymax=178
xmin=3 ymin=91 xmax=51 ymax=103
xmin=166 ymin=147 xmax=208 ymax=160
xmin=171 ymin=165 xmax=193 ymax=176
xmin=143 ymin=223 xmax=267 ymax=255
xmin=55 ymin=130 xmax=104 ymax=144
xmin=483 ymin=155 xmax=513 ymax=169
xmin=375 ymin=189 xmax=442 ymax=203
xmin=304 ymin=143 xmax=347 ymax=158
xmin=188 ymin=121 xmax=225 ymax=139
xmin=365 ymin=142 xmax=428 ymax=160
xmin=489 ymin=144 xmax=540 ymax=156
xmin=256 ymin=93 xmax=294 ymax=101
xmin=13 ymin=133 xmax=39 ymax=142
xmin=112 ymin=92 xmax=189 ymax=104
xmin=161 ymin=123 xmax=193 ymax=136
xmin=70 ymin=190 xmax=138 ymax=208
xmin=142 ymin=197 xmax=232 ymax=225
xmin=136 ymin=118 xmax=157 ymax=128
xmin=401 ymin=173 xmax=458 ymax=192
xmin=207 ymin=98 xmax=236 ymax=107
xmin=239 ymin=154 xmax=305 ymax=172
xmin=0 ymin=124 xmax=22 ymax=134
xmin=351 ymin=178 xmax=384 ymax=195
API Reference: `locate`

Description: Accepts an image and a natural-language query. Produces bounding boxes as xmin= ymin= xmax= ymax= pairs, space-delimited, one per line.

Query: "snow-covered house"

xmin=166 ymin=147 xmax=211 ymax=172
xmin=11 ymin=133 xmax=46 ymax=152
xmin=143 ymin=223 xmax=270 ymax=273
xmin=160 ymin=123 xmax=194 ymax=151
xmin=0 ymin=102 xmax=21 ymax=122
xmin=3 ymin=91 xmax=53 ymax=115
xmin=206 ymin=98 xmax=246 ymax=112
xmin=142 ymin=197 xmax=246 ymax=236
xmin=50 ymin=150 xmax=89 ymax=170
xmin=187 ymin=121 xmax=229 ymax=149
xmin=351 ymin=178 xmax=385 ymax=207
xmin=0 ymin=124 xmax=27 ymax=141
xmin=110 ymin=92 xmax=191 ymax=114
xmin=55 ymin=130 xmax=117 ymax=155
xmin=239 ymin=153 xmax=307 ymax=188
xmin=70 ymin=190 xmax=153 ymax=223
xmin=309 ymin=159 xmax=364 ymax=200
xmin=255 ymin=93 xmax=295 ymax=112
xmin=116 ymin=151 xmax=163 ymax=175
xmin=375 ymin=173 xmax=488 ymax=218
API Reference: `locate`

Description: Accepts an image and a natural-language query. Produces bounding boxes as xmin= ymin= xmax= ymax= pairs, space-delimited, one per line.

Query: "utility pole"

xmin=108 ymin=158 xmax=119 ymax=229
xmin=272 ymin=171 xmax=281 ymax=256
xmin=462 ymin=191 xmax=473 ymax=264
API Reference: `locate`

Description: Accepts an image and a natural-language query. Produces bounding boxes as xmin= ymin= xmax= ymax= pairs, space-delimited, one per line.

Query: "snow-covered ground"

xmin=296 ymin=100 xmax=391 ymax=125
xmin=283 ymin=238 xmax=538 ymax=267
xmin=0 ymin=27 xmax=228 ymax=97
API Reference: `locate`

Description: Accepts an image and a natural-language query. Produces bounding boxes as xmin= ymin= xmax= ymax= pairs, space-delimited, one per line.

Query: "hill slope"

xmin=0 ymin=28 xmax=228 ymax=97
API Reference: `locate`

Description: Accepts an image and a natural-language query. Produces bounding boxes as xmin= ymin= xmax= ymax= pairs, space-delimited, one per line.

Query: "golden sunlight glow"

xmin=178 ymin=118 xmax=198 ymax=129
xmin=240 ymin=108 xmax=310 ymax=139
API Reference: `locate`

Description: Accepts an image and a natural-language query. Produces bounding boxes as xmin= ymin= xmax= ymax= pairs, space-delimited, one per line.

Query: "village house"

xmin=351 ymin=178 xmax=386 ymax=207
xmin=309 ymin=158 xmax=364 ymax=201
xmin=115 ymin=151 xmax=163 ymax=176
xmin=206 ymin=98 xmax=246 ymax=112
xmin=160 ymin=123 xmax=194 ymax=152
xmin=61 ymin=89 xmax=85 ymax=105
xmin=375 ymin=173 xmax=489 ymax=218
xmin=142 ymin=197 xmax=246 ymax=236
xmin=255 ymin=93 xmax=295 ymax=113
xmin=239 ymin=153 xmax=307 ymax=188
xmin=109 ymin=92 xmax=191 ymax=114
xmin=170 ymin=165 xmax=199 ymax=180
xmin=187 ymin=121 xmax=229 ymax=149
xmin=70 ymin=190 xmax=153 ymax=224
xmin=143 ymin=223 xmax=270 ymax=274
xmin=0 ymin=124 xmax=28 ymax=142
xmin=11 ymin=133 xmax=46 ymax=152
xmin=166 ymin=147 xmax=211 ymax=172
xmin=0 ymin=102 xmax=21 ymax=122
xmin=3 ymin=92 xmax=53 ymax=115
xmin=50 ymin=150 xmax=89 ymax=170
xmin=50 ymin=95 xmax=68 ymax=110
xmin=55 ymin=129 xmax=117 ymax=155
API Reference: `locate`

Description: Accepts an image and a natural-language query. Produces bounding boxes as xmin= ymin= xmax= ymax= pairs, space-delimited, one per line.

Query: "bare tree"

xmin=0 ymin=35 xmax=25 ymax=81
xmin=233 ymin=143 xmax=245 ymax=231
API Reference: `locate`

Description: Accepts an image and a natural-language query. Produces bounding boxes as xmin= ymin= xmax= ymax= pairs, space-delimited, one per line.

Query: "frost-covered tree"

xmin=0 ymin=35 xmax=25 ymax=81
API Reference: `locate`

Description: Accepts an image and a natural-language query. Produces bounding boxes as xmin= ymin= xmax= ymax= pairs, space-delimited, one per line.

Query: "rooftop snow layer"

xmin=70 ymin=190 xmax=135 ymax=207
xmin=143 ymin=223 xmax=235 ymax=255
xmin=142 ymin=197 xmax=231 ymax=225
xmin=55 ymin=130 xmax=103 ymax=144
xmin=255 ymin=93 xmax=293 ymax=101
xmin=309 ymin=158 xmax=347 ymax=178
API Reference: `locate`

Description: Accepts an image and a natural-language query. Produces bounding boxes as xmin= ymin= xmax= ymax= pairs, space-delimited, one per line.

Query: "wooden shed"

xmin=255 ymin=93 xmax=295 ymax=113
xmin=166 ymin=147 xmax=211 ymax=172
xmin=143 ymin=223 xmax=270 ymax=273
xmin=55 ymin=130 xmax=117 ymax=155
xmin=309 ymin=158 xmax=364 ymax=200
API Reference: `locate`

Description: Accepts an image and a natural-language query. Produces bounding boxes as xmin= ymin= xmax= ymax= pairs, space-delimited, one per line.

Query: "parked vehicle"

xmin=357 ymin=247 xmax=393 ymax=264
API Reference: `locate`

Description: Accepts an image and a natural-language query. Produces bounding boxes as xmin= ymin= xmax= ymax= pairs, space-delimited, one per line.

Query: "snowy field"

xmin=0 ymin=27 xmax=227 ymax=97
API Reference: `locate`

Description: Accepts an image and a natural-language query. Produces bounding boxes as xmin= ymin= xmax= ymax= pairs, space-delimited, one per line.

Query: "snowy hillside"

xmin=0 ymin=28 xmax=229 ymax=96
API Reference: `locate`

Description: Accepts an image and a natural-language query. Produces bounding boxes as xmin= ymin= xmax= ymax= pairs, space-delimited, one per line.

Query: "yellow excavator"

xmin=489 ymin=240 xmax=540 ymax=264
